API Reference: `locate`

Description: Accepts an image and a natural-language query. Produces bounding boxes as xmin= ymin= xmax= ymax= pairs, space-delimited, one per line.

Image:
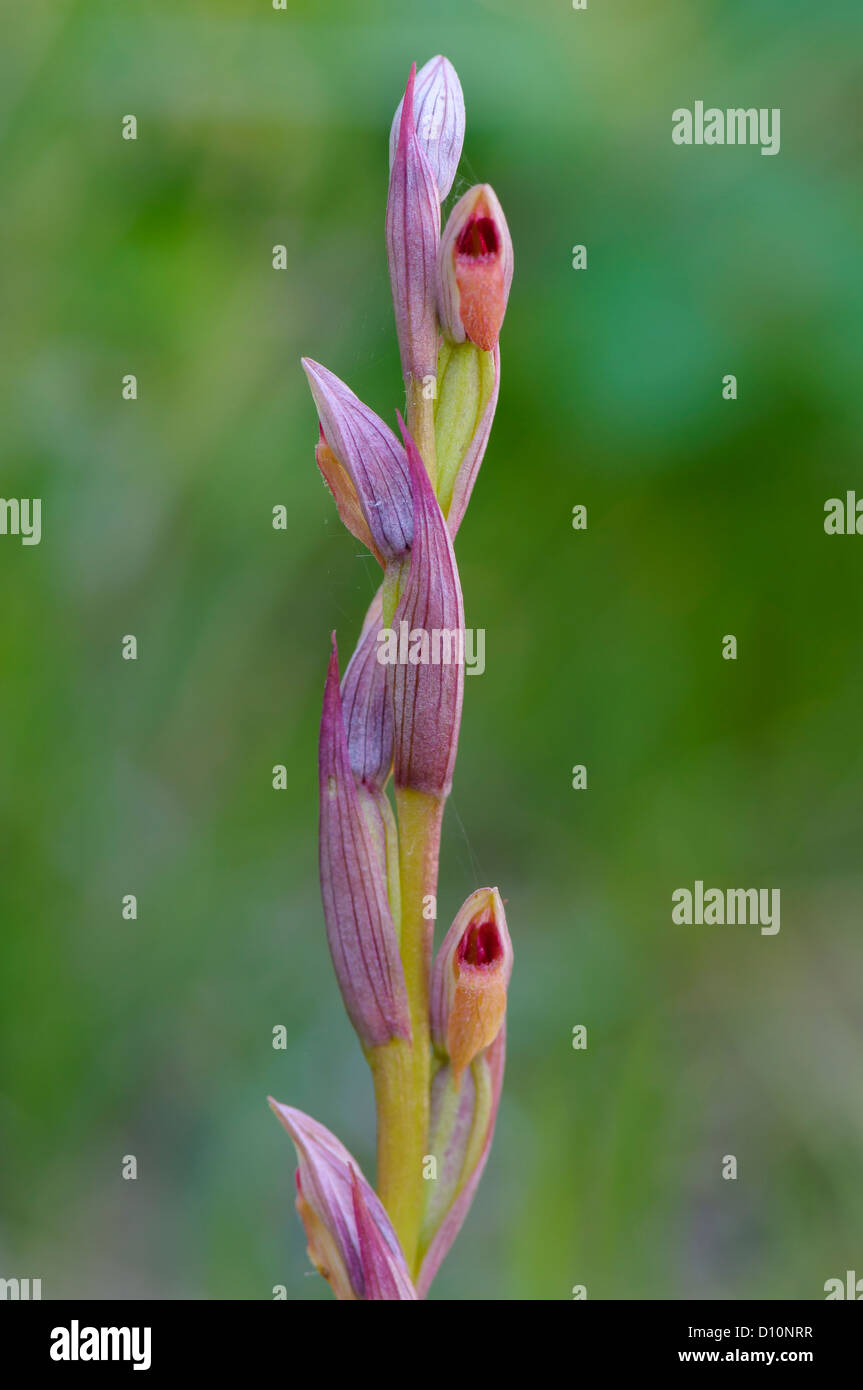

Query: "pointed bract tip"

xmin=386 ymin=62 xmax=442 ymax=387
xmin=397 ymin=63 xmax=418 ymax=151
xmin=323 ymin=632 xmax=339 ymax=690
xmin=395 ymin=411 xmax=424 ymax=476
xmin=270 ymin=1103 xmax=417 ymax=1300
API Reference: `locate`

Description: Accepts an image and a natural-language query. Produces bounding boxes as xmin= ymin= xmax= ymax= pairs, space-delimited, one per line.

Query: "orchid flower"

xmin=273 ymin=56 xmax=514 ymax=1300
xmin=269 ymin=1102 xmax=418 ymax=1300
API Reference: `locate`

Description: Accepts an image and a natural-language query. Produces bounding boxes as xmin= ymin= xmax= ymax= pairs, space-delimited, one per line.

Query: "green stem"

xmin=373 ymin=375 xmax=441 ymax=1275
xmin=369 ymin=1038 xmax=420 ymax=1243
xmin=372 ymin=787 xmax=443 ymax=1274
xmin=406 ymin=377 xmax=438 ymax=489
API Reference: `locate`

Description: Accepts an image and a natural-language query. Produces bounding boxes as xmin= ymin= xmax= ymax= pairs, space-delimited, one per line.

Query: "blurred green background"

xmin=1 ymin=0 xmax=862 ymax=1301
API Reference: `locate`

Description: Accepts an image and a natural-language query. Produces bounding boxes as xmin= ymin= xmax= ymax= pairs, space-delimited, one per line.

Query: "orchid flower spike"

xmin=281 ymin=55 xmax=514 ymax=1300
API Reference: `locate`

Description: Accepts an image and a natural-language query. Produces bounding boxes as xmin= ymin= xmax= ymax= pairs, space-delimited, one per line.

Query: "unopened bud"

xmin=389 ymin=55 xmax=465 ymax=202
xmin=303 ymin=358 xmax=413 ymax=566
